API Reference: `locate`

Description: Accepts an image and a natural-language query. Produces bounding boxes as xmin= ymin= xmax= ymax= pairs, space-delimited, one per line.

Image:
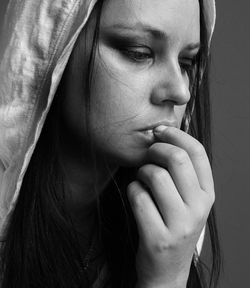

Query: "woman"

xmin=0 ymin=0 xmax=220 ymax=287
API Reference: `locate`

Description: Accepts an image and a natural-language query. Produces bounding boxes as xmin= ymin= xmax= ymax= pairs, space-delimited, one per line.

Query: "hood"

xmin=0 ymin=0 xmax=216 ymax=249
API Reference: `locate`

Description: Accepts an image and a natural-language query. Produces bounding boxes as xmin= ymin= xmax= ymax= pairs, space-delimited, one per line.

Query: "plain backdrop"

xmin=211 ymin=0 xmax=250 ymax=287
xmin=0 ymin=0 xmax=250 ymax=287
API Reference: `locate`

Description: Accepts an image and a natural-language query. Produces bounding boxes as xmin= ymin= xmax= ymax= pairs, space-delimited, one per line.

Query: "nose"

xmin=150 ymin=60 xmax=191 ymax=106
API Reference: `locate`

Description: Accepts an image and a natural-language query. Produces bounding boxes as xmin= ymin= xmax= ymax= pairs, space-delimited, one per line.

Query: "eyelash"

xmin=119 ymin=46 xmax=198 ymax=77
xmin=120 ymin=47 xmax=153 ymax=62
xmin=179 ymin=57 xmax=198 ymax=75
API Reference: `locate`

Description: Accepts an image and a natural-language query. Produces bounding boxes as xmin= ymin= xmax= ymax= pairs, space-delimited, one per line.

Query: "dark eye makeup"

xmin=101 ymin=31 xmax=199 ymax=77
xmin=101 ymin=32 xmax=153 ymax=62
xmin=179 ymin=55 xmax=199 ymax=74
xmin=119 ymin=46 xmax=153 ymax=62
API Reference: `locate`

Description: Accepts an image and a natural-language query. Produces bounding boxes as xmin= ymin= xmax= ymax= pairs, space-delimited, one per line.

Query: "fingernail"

xmin=153 ymin=125 xmax=168 ymax=135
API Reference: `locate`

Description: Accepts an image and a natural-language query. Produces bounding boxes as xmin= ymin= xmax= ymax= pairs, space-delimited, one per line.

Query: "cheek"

xmin=89 ymin=57 xmax=147 ymax=133
xmin=86 ymin=57 xmax=151 ymax=165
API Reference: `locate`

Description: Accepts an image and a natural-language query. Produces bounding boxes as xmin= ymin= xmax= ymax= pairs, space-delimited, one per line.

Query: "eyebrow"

xmin=102 ymin=22 xmax=200 ymax=51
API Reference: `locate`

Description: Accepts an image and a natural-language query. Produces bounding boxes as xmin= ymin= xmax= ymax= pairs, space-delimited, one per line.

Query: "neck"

xmin=58 ymin=138 xmax=117 ymax=239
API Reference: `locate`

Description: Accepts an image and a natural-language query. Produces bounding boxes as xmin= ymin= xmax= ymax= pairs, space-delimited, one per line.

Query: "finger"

xmin=137 ymin=164 xmax=184 ymax=226
xmin=127 ymin=180 xmax=170 ymax=244
xmin=154 ymin=126 xmax=214 ymax=196
xmin=147 ymin=142 xmax=202 ymax=206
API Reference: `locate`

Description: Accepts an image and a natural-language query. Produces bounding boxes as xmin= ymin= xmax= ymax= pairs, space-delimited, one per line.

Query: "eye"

xmin=179 ymin=55 xmax=199 ymax=86
xmin=120 ymin=46 xmax=153 ymax=63
xmin=179 ymin=57 xmax=197 ymax=74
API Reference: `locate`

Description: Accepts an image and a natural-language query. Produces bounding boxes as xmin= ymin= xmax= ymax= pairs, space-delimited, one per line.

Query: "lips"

xmin=137 ymin=120 xmax=178 ymax=144
xmin=139 ymin=120 xmax=179 ymax=132
xmin=141 ymin=129 xmax=154 ymax=138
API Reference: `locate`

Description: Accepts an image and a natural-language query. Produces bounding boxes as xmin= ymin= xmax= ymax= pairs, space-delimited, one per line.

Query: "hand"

xmin=127 ymin=126 xmax=215 ymax=288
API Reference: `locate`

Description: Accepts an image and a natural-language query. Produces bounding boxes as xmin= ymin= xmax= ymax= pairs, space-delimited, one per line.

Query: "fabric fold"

xmin=0 ymin=0 xmax=216 ymax=251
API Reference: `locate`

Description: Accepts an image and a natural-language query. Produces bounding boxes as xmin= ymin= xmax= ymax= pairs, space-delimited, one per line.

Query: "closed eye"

xmin=119 ymin=46 xmax=153 ymax=63
xmin=179 ymin=54 xmax=199 ymax=86
xmin=179 ymin=57 xmax=198 ymax=73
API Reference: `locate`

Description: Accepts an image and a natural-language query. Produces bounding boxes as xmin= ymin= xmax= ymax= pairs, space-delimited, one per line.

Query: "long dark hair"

xmin=0 ymin=0 xmax=221 ymax=287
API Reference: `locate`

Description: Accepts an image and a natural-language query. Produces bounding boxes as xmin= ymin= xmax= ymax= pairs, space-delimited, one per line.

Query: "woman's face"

xmin=62 ymin=0 xmax=200 ymax=167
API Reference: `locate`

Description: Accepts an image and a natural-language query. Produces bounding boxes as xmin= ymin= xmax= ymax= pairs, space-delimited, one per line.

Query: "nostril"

xmin=150 ymin=83 xmax=190 ymax=106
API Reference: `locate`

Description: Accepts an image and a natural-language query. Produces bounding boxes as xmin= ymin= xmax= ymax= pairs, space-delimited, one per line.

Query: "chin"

xmin=104 ymin=147 xmax=148 ymax=168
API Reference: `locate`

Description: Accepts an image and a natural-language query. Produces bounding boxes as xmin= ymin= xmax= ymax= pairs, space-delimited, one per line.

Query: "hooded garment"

xmin=0 ymin=0 xmax=216 ymax=268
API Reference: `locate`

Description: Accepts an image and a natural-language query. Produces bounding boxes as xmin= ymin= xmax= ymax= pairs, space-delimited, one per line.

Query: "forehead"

xmin=100 ymin=0 xmax=200 ymax=45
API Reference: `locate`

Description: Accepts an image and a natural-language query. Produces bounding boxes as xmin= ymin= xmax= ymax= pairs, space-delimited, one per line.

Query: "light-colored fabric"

xmin=0 ymin=0 xmax=216 ymax=256
xmin=0 ymin=0 xmax=97 ymax=237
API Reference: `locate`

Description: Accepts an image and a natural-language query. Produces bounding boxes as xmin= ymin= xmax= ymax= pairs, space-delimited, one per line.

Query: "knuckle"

xmin=181 ymin=224 xmax=194 ymax=239
xmin=127 ymin=181 xmax=138 ymax=196
xmin=127 ymin=182 xmax=147 ymax=208
xmin=203 ymin=190 xmax=215 ymax=210
xmin=127 ymin=182 xmax=139 ymax=201
xmin=192 ymin=196 xmax=216 ymax=227
xmin=137 ymin=164 xmax=152 ymax=178
xmin=153 ymin=242 xmax=170 ymax=254
xmin=172 ymin=225 xmax=195 ymax=244
xmin=194 ymin=205 xmax=209 ymax=226
xmin=147 ymin=143 xmax=162 ymax=156
xmin=192 ymin=142 xmax=206 ymax=158
xmin=150 ymin=168 xmax=168 ymax=184
xmin=151 ymin=234 xmax=173 ymax=254
xmin=209 ymin=190 xmax=216 ymax=205
xmin=137 ymin=166 xmax=145 ymax=179
xmin=169 ymin=148 xmax=189 ymax=165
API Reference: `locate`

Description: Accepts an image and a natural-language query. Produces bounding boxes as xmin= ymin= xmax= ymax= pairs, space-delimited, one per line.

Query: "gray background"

xmin=0 ymin=0 xmax=250 ymax=287
xmin=211 ymin=0 xmax=250 ymax=287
